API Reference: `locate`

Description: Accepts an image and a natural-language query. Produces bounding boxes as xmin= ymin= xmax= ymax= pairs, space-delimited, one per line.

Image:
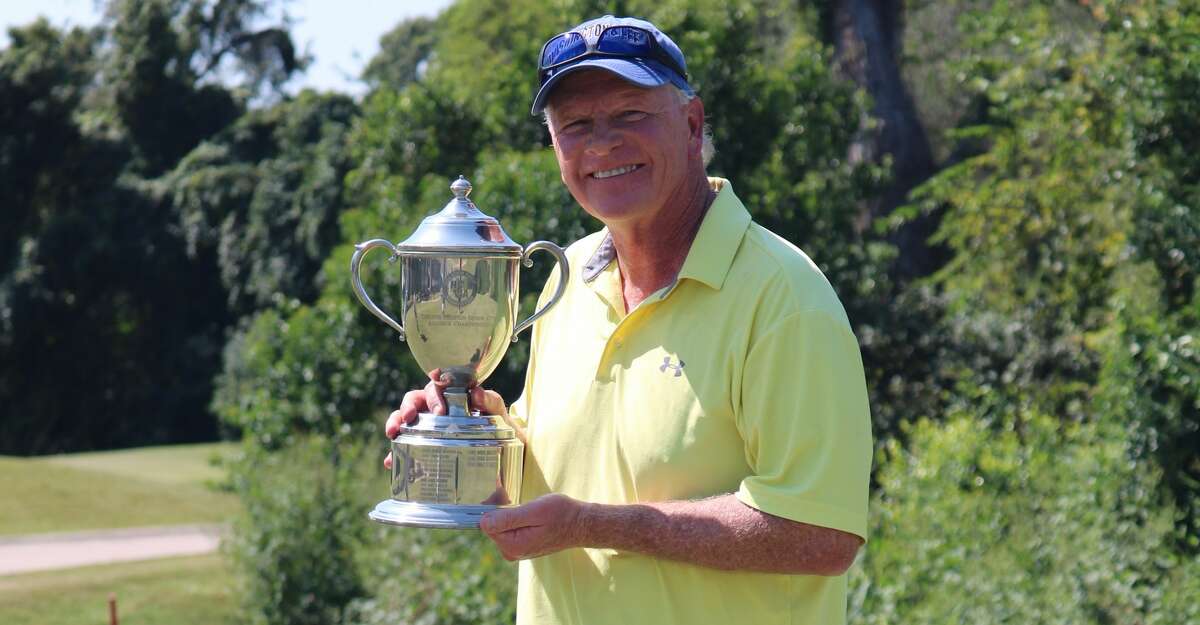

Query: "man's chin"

xmin=580 ymin=199 xmax=654 ymax=225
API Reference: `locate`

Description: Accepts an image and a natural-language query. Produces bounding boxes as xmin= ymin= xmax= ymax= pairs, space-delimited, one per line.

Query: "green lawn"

xmin=0 ymin=554 xmax=237 ymax=625
xmin=0 ymin=442 xmax=240 ymax=536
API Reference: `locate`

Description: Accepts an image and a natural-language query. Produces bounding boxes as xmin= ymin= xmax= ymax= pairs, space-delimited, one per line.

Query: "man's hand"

xmin=480 ymin=494 xmax=587 ymax=561
xmin=383 ymin=379 xmax=511 ymax=469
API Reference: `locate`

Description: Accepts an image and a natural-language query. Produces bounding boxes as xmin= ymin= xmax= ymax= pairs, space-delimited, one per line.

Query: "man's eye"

xmin=560 ymin=120 xmax=588 ymax=133
xmin=619 ymin=111 xmax=648 ymax=122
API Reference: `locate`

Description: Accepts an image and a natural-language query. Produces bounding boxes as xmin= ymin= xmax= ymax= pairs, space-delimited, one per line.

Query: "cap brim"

xmin=530 ymin=57 xmax=691 ymax=116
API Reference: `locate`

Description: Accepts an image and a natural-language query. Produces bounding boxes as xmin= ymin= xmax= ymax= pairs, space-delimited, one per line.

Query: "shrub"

xmin=227 ymin=437 xmax=376 ymax=625
xmin=849 ymin=411 xmax=1189 ymax=624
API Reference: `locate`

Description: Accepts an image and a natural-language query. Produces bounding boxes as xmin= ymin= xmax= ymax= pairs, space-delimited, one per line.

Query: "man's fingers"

xmin=479 ymin=509 xmax=505 ymax=534
xmin=470 ymin=386 xmax=526 ymax=441
xmin=385 ymin=409 xmax=406 ymax=439
xmin=488 ymin=526 xmax=540 ymax=561
xmin=423 ymin=380 xmax=446 ymax=415
xmin=384 ymin=381 xmax=505 ymax=470
xmin=385 ymin=390 xmax=427 ymax=438
xmin=383 ymin=451 xmax=393 ymax=470
xmin=480 ymin=507 xmax=528 ymax=534
xmin=470 ymin=387 xmax=507 ymax=416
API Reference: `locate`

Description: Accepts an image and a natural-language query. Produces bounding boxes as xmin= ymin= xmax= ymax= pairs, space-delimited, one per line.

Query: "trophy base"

xmin=369 ymin=499 xmax=499 ymax=530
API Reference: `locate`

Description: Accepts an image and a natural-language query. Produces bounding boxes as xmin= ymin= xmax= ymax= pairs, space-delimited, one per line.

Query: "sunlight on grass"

xmin=0 ymin=443 xmax=240 ymax=536
xmin=0 ymin=554 xmax=237 ymax=625
xmin=40 ymin=442 xmax=237 ymax=486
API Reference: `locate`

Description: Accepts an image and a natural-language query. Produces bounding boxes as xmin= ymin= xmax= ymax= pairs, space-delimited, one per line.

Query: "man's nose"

xmin=584 ymin=122 xmax=621 ymax=156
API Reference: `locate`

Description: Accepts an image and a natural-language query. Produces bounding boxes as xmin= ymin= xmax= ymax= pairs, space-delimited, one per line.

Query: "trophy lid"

xmin=395 ymin=176 xmax=522 ymax=255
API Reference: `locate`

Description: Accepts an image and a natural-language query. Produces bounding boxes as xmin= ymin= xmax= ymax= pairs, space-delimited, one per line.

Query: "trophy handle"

xmin=350 ymin=239 xmax=407 ymax=341
xmin=513 ymin=241 xmax=569 ymax=340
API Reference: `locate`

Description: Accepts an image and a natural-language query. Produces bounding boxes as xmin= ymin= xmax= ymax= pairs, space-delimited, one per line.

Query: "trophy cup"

xmin=350 ymin=176 xmax=568 ymax=529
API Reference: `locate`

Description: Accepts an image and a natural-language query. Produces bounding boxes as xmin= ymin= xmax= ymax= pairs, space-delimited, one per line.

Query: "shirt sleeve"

xmin=734 ymin=309 xmax=873 ymax=541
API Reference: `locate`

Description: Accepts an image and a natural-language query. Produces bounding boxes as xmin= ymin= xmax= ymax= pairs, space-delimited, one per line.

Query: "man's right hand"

xmin=383 ymin=381 xmax=512 ymax=469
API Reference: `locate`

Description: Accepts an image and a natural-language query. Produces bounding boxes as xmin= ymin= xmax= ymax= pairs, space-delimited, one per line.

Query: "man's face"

xmin=546 ymin=71 xmax=703 ymax=228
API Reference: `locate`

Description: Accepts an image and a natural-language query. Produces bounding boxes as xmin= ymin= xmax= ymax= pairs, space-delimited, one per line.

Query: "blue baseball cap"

xmin=531 ymin=15 xmax=693 ymax=116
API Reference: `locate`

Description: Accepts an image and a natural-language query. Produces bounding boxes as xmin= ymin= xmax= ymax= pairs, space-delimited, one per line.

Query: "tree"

xmin=165 ymin=90 xmax=359 ymax=316
xmin=0 ymin=17 xmax=231 ymax=453
xmin=362 ymin=16 xmax=439 ymax=90
xmin=903 ymin=0 xmax=1199 ymax=546
xmin=0 ymin=0 xmax=311 ymax=454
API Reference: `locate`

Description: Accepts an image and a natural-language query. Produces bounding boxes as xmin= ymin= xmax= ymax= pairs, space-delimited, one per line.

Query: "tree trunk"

xmin=830 ymin=0 xmax=941 ymax=279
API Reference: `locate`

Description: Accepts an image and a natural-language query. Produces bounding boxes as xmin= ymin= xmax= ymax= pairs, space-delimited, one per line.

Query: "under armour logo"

xmin=659 ymin=356 xmax=685 ymax=377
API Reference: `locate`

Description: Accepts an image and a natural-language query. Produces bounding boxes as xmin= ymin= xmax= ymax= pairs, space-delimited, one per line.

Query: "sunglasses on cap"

xmin=537 ymin=24 xmax=690 ymax=85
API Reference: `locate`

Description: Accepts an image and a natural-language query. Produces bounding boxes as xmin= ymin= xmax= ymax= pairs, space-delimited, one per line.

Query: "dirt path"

xmin=0 ymin=524 xmax=224 ymax=576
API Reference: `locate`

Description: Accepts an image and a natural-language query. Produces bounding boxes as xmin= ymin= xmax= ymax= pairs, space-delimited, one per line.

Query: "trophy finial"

xmin=451 ymin=175 xmax=472 ymax=199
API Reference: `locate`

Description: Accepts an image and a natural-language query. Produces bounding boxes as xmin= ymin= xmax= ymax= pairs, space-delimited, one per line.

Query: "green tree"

xmin=362 ymin=16 xmax=439 ymax=91
xmin=903 ymin=0 xmax=1199 ymax=545
xmin=164 ymin=90 xmax=359 ymax=315
xmin=0 ymin=20 xmax=97 ymax=278
xmin=0 ymin=16 xmax=232 ymax=452
xmin=0 ymin=0 xmax=312 ymax=454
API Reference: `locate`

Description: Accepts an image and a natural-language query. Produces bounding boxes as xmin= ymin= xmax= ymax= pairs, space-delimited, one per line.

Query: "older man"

xmin=386 ymin=15 xmax=872 ymax=625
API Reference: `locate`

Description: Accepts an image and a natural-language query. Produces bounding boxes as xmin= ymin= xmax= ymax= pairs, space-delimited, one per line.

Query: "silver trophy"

xmin=350 ymin=176 xmax=568 ymax=529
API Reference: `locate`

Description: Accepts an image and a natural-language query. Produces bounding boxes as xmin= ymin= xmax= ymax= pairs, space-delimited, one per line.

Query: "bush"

xmin=227 ymin=437 xmax=376 ymax=625
xmin=849 ymin=411 xmax=1191 ymax=624
xmin=346 ymin=528 xmax=516 ymax=625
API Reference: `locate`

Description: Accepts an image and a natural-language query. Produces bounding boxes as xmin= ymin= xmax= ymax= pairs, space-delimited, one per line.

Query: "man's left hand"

xmin=480 ymin=494 xmax=587 ymax=561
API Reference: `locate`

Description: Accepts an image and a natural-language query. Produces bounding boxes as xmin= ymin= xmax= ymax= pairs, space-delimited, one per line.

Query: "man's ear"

xmin=686 ymin=96 xmax=706 ymax=159
xmin=544 ymin=111 xmax=568 ymax=184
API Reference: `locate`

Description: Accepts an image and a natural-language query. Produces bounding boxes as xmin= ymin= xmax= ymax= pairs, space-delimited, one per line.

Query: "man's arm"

xmin=387 ymin=372 xmax=864 ymax=576
xmin=479 ymin=492 xmax=863 ymax=576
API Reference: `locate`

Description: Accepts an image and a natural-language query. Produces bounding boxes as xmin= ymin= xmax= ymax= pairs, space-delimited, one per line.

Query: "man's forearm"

xmin=575 ymin=493 xmax=861 ymax=575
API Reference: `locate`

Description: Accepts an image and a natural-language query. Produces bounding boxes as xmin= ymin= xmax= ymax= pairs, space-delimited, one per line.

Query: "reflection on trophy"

xmin=350 ymin=176 xmax=568 ymax=529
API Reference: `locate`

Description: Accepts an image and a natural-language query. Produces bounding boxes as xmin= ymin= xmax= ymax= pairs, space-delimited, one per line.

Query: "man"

xmin=385 ymin=15 xmax=872 ymax=625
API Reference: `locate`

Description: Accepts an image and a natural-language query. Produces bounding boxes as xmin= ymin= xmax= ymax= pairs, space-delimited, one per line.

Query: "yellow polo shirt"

xmin=509 ymin=178 xmax=872 ymax=625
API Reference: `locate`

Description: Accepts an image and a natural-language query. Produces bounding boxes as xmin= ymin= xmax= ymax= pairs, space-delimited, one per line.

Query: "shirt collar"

xmin=581 ymin=177 xmax=750 ymax=291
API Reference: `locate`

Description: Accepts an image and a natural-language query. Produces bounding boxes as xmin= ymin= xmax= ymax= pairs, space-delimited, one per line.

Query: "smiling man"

xmin=385 ymin=15 xmax=873 ymax=625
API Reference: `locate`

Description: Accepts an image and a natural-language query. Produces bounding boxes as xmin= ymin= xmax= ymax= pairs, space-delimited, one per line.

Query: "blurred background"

xmin=0 ymin=0 xmax=1196 ymax=624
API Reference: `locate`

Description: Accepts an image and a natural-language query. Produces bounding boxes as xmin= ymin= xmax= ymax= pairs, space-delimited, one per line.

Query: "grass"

xmin=0 ymin=442 xmax=240 ymax=536
xmin=0 ymin=554 xmax=237 ymax=625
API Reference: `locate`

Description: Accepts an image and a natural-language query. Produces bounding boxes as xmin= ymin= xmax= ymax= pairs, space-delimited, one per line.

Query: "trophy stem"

xmin=444 ymin=388 xmax=471 ymax=417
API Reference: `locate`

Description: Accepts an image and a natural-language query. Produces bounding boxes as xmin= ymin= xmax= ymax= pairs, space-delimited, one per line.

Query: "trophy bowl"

xmin=350 ymin=176 xmax=568 ymax=529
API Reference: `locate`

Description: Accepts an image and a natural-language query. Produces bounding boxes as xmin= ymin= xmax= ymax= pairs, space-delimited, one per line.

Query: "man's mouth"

xmin=590 ymin=164 xmax=643 ymax=179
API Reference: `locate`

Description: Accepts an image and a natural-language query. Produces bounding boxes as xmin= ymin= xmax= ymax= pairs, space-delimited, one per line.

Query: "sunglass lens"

xmin=542 ymin=32 xmax=587 ymax=68
xmin=596 ymin=26 xmax=652 ymax=55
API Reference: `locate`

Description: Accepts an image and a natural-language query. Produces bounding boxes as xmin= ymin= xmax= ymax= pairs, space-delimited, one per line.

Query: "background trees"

xmin=0 ymin=0 xmax=328 ymax=453
xmin=2 ymin=0 xmax=1196 ymax=623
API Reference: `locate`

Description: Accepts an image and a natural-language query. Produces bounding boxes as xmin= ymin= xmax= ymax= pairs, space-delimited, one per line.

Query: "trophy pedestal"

xmin=370 ymin=404 xmax=523 ymax=530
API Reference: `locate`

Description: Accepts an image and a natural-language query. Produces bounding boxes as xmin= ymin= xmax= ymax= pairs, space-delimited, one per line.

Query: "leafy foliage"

xmin=0 ymin=0 xmax=332 ymax=454
xmin=362 ymin=16 xmax=439 ymax=90
xmin=0 ymin=13 xmax=233 ymax=452
xmin=902 ymin=0 xmax=1199 ymax=543
xmin=346 ymin=527 xmax=517 ymax=625
xmin=4 ymin=0 xmax=1198 ymax=623
xmin=227 ymin=438 xmax=372 ymax=625
xmin=165 ymin=90 xmax=359 ymax=314
xmin=849 ymin=411 xmax=1199 ymax=624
